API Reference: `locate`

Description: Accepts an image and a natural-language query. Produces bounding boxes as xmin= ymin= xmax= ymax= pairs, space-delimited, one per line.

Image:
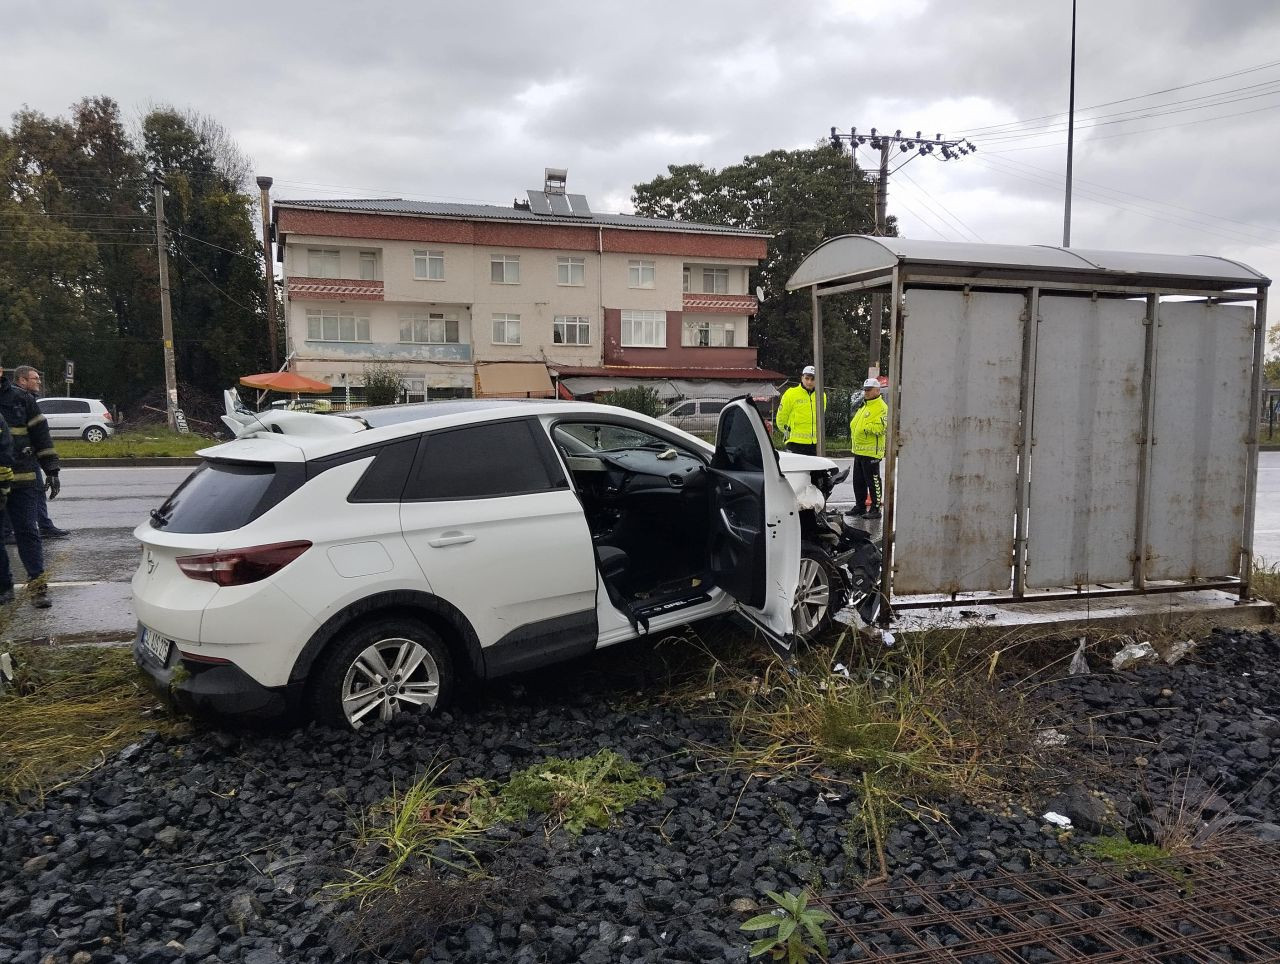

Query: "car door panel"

xmin=708 ymin=399 xmax=801 ymax=651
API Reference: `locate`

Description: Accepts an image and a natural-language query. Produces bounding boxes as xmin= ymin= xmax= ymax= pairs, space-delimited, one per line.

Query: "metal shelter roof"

xmin=786 ymin=236 xmax=1269 ymax=291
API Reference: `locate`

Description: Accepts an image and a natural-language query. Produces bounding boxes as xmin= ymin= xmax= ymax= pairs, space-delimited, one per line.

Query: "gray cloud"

xmin=4 ymin=0 xmax=1280 ymax=282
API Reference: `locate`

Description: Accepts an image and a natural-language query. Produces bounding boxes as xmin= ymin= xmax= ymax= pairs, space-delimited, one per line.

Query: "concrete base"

xmin=887 ymin=589 xmax=1274 ymax=641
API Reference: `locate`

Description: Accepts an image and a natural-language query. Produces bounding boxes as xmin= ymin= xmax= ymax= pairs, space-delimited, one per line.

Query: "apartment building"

xmin=272 ymin=170 xmax=780 ymax=402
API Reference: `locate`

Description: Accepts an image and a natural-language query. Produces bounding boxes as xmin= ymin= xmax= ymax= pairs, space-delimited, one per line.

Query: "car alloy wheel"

xmin=341 ymin=636 xmax=441 ymax=727
xmin=793 ymin=556 xmax=831 ymax=637
xmin=84 ymin=426 xmax=107 ymax=442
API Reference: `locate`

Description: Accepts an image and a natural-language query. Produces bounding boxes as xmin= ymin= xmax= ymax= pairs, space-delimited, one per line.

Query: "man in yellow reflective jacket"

xmin=849 ymin=377 xmax=888 ymax=519
xmin=775 ymin=365 xmax=826 ymax=455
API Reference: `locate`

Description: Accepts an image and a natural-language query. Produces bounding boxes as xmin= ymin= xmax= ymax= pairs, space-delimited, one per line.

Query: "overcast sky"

xmin=6 ymin=0 xmax=1280 ymax=293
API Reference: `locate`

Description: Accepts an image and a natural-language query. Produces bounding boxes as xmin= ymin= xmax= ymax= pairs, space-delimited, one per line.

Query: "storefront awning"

xmin=475 ymin=362 xmax=554 ymax=397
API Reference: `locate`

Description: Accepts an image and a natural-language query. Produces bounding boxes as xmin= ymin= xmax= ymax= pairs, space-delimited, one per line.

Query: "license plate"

xmin=140 ymin=626 xmax=172 ymax=664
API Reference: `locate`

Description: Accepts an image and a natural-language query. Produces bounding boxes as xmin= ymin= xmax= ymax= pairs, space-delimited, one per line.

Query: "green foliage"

xmin=1083 ymin=835 xmax=1172 ymax=866
xmin=600 ymin=385 xmax=665 ymax=417
xmin=632 ymin=144 xmax=890 ymax=395
xmin=362 ymin=363 xmax=403 ymax=407
xmin=56 ymin=430 xmax=212 ymax=459
xmin=740 ymin=890 xmax=832 ymax=962
xmin=0 ymin=97 xmax=268 ymax=411
xmin=481 ymin=748 xmax=664 ymax=834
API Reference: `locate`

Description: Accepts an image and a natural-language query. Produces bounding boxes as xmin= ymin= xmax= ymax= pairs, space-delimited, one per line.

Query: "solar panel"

xmin=526 ymin=191 xmax=553 ymax=215
xmin=547 ymin=193 xmax=572 ymax=216
xmin=567 ymin=194 xmax=592 ymax=216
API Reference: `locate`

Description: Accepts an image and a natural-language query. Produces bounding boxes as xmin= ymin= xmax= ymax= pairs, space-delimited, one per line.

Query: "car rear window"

xmin=150 ymin=460 xmax=304 ymax=533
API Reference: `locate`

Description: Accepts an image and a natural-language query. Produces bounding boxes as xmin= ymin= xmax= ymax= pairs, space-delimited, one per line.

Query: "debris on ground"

xmin=1111 ymin=640 xmax=1157 ymax=670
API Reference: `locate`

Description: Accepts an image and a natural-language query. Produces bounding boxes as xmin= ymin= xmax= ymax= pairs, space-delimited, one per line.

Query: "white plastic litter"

xmin=1035 ymin=728 xmax=1068 ymax=749
xmin=1042 ymin=811 xmax=1073 ymax=828
xmin=831 ymin=663 xmax=851 ymax=680
xmin=880 ymin=630 xmax=896 ymax=648
xmin=1111 ymin=640 xmax=1157 ymax=671
xmin=1069 ymin=639 xmax=1090 ymax=675
xmin=0 ymin=652 xmax=13 ymax=695
xmin=1164 ymin=639 xmax=1195 ymax=665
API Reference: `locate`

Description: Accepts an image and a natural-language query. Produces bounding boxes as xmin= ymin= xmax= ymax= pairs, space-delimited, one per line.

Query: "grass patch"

xmin=330 ymin=749 xmax=663 ymax=905
xmin=1251 ymin=556 xmax=1280 ymax=604
xmin=57 ymin=430 xmax=213 ymax=459
xmin=0 ymin=644 xmax=185 ymax=805
xmin=481 ymin=747 xmax=664 ymax=835
xmin=1083 ymin=834 xmax=1172 ymax=866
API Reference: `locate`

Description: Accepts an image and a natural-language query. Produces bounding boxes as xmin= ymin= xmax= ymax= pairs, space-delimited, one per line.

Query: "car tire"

xmin=793 ymin=541 xmax=848 ymax=641
xmin=83 ymin=426 xmax=107 ymax=443
xmin=310 ymin=617 xmax=454 ymax=730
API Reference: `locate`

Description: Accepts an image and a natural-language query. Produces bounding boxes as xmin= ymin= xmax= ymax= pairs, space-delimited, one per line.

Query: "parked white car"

xmin=38 ymin=397 xmax=115 ymax=442
xmin=132 ymin=394 xmax=879 ymax=729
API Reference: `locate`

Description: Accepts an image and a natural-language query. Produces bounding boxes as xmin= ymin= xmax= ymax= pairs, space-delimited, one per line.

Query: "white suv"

xmin=38 ymin=397 xmax=115 ymax=442
xmin=132 ymin=395 xmax=879 ymax=729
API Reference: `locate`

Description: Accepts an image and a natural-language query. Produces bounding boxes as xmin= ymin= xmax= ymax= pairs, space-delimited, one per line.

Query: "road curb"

xmin=60 ymin=457 xmax=202 ymax=468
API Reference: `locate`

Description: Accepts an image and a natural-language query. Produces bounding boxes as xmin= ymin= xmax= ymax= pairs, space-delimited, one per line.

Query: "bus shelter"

xmin=786 ymin=237 xmax=1269 ymax=625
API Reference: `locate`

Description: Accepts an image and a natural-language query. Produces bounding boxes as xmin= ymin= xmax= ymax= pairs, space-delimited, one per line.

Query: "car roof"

xmin=38 ymin=397 xmax=105 ymax=405
xmin=343 ymin=398 xmax=569 ymax=428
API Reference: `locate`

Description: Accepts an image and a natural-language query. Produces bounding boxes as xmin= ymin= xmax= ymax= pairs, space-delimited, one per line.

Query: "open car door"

xmin=707 ymin=397 xmax=801 ymax=654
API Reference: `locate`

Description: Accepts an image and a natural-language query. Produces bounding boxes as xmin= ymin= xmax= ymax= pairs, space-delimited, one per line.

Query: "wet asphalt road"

xmin=2 ymin=466 xmax=193 ymax=644
xmin=2 ymin=455 xmax=1277 ymax=645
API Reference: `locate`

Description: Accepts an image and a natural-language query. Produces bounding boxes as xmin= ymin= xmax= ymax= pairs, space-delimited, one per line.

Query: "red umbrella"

xmin=239 ymin=372 xmax=333 ymax=394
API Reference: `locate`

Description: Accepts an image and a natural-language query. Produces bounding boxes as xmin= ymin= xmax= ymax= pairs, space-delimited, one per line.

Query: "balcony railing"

xmin=288 ymin=277 xmax=384 ymax=301
xmin=682 ymin=293 xmax=758 ymax=314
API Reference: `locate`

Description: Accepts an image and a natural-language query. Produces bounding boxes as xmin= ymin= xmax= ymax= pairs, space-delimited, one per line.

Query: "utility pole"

xmin=256 ymin=175 xmax=279 ymax=369
xmin=1063 ymin=0 xmax=1078 ymax=247
xmin=829 ymin=127 xmax=976 ymax=377
xmin=152 ymin=173 xmax=179 ymax=432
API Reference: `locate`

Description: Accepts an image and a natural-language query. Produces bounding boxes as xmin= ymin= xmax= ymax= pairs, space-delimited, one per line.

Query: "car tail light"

xmin=103 ymin=411 xmax=113 ymax=422
xmin=176 ymin=541 xmax=311 ymax=587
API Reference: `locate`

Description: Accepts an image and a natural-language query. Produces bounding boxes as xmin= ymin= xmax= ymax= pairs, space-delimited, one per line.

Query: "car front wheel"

xmin=310 ymin=617 xmax=454 ymax=730
xmin=83 ymin=426 xmax=107 ymax=442
xmin=792 ymin=542 xmax=847 ymax=640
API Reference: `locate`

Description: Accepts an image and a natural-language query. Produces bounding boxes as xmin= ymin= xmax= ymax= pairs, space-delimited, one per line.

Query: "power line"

xmin=956 ymin=58 xmax=1280 ymax=136
xmin=894 ymin=168 xmax=985 ymax=242
xmin=172 ymin=228 xmax=260 ymax=263
xmin=174 ymin=249 xmax=259 ymax=313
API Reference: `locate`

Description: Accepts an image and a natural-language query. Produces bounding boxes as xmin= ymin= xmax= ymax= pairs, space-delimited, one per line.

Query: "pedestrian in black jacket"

xmin=0 ymin=367 xmax=61 ymax=608
xmin=0 ymin=366 xmax=68 ymax=540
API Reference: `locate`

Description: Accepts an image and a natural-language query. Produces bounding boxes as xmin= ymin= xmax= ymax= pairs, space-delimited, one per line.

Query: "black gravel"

xmin=2 ymin=627 xmax=1279 ymax=963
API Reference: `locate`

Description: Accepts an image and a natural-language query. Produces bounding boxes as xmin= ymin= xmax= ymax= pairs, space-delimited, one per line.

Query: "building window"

xmin=683 ymin=267 xmax=690 ymax=293
xmin=491 ymin=254 xmax=520 ymax=284
xmin=399 ymin=312 xmax=460 ymax=344
xmin=307 ymin=249 xmax=340 ymax=278
xmin=621 ymin=309 xmax=666 ymax=347
xmin=557 ymin=256 xmax=585 ymax=286
xmin=492 ymin=313 xmax=521 ymax=344
xmin=628 ymin=259 xmax=655 ymax=289
xmin=702 ymin=268 xmax=729 ymax=294
xmin=553 ymin=315 xmax=591 ymax=345
xmin=359 ymin=251 xmax=378 ymax=281
xmin=683 ymin=319 xmax=736 ymax=348
xmin=306 ymin=307 xmax=371 ymax=342
xmin=414 ymin=250 xmax=444 ymax=280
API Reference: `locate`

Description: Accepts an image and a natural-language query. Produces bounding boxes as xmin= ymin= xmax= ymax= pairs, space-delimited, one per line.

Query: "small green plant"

xmin=600 ymin=386 xmax=665 ymax=417
xmin=740 ymin=890 xmax=832 ymax=962
xmin=362 ymin=363 xmax=403 ymax=407
xmin=1083 ymin=834 xmax=1172 ymax=866
xmin=481 ymin=748 xmax=663 ymax=834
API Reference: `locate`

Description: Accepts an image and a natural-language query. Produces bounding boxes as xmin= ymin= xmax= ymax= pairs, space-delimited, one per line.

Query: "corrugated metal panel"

xmin=1026 ymin=297 xmax=1148 ymax=587
xmin=1063 ymin=249 xmax=1267 ymax=283
xmin=1144 ymin=302 xmax=1254 ymax=579
xmin=893 ymin=290 xmax=1025 ymax=594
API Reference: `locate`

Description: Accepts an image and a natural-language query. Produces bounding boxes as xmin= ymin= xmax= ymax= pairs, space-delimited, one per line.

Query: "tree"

xmin=632 ymin=143 xmax=893 ymax=411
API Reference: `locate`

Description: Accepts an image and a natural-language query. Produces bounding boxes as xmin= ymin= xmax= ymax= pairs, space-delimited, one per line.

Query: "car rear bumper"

xmin=132 ymin=624 xmax=297 ymax=720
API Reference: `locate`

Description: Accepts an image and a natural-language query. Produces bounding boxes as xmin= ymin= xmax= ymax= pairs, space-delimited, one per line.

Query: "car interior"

xmin=550 ymin=421 xmax=718 ymax=626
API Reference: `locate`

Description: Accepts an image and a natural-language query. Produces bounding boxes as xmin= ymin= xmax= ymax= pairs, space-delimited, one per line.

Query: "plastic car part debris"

xmin=1111 ymin=640 xmax=1157 ymax=670
xmin=1069 ymin=639 xmax=1090 ymax=675
xmin=1042 ymin=811 xmax=1073 ymax=828
xmin=880 ymin=630 xmax=896 ymax=648
xmin=1035 ymin=728 xmax=1068 ymax=748
xmin=0 ymin=651 xmax=12 ymax=694
xmin=1164 ymin=639 xmax=1195 ymax=665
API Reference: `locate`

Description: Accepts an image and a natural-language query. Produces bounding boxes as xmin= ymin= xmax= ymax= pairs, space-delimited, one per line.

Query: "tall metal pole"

xmin=869 ymin=140 xmax=891 ymax=376
xmin=152 ymin=174 xmax=179 ymax=432
xmin=811 ymin=285 xmax=826 ymax=456
xmin=1062 ymin=0 xmax=1077 ymax=247
xmin=256 ymin=175 xmax=279 ymax=369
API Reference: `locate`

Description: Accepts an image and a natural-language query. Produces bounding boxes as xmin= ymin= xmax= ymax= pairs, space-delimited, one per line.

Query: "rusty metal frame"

xmin=1241 ymin=285 xmax=1268 ymax=600
xmin=1132 ymin=293 xmax=1160 ymax=590
xmin=1012 ymin=287 xmax=1039 ymax=598
xmin=890 ymin=577 xmax=1242 ymax=610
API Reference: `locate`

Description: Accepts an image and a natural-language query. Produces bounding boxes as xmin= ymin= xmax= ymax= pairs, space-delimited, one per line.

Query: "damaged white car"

xmin=131 ymin=394 xmax=880 ymax=729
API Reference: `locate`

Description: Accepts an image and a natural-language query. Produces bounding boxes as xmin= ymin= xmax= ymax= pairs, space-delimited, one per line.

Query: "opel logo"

xmin=146 ymin=550 xmax=157 ymax=575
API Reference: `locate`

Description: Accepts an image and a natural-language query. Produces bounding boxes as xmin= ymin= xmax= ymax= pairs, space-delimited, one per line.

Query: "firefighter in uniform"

xmin=0 ymin=412 xmax=16 ymax=604
xmin=849 ymin=377 xmax=888 ymax=520
xmin=775 ymin=365 xmax=827 ymax=455
xmin=0 ymin=368 xmax=61 ymax=607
